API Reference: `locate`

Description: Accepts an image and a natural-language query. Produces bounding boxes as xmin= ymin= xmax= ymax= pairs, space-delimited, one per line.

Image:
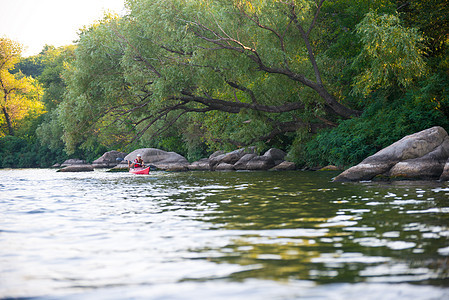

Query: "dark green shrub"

xmin=289 ymin=91 xmax=449 ymax=168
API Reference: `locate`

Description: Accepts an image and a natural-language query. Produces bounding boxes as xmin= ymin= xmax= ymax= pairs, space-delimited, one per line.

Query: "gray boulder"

xmin=388 ymin=137 xmax=449 ymax=179
xmin=209 ymin=153 xmax=227 ymax=170
xmin=205 ymin=147 xmax=292 ymax=171
xmin=119 ymin=148 xmax=189 ymax=171
xmin=263 ymin=148 xmax=286 ymax=163
xmin=334 ymin=126 xmax=449 ymax=182
xmin=246 ymin=156 xmax=276 ymax=170
xmin=61 ymin=158 xmax=86 ymax=167
xmin=209 ymin=150 xmax=225 ymax=159
xmin=92 ymin=150 xmax=127 ymax=168
xmin=440 ymin=158 xmax=449 ymax=181
xmin=57 ymin=164 xmax=94 ymax=172
xmin=215 ymin=162 xmax=235 ymax=171
xmin=222 ymin=148 xmax=254 ymax=164
xmin=270 ymin=161 xmax=296 ymax=171
xmin=188 ymin=158 xmax=211 ymax=171
xmin=207 ymin=150 xmax=227 ymax=169
xmin=209 ymin=147 xmax=256 ymax=170
xmin=234 ymin=153 xmax=258 ymax=170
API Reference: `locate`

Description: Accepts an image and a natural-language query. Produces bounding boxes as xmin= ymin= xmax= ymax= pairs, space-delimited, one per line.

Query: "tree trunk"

xmin=1 ymin=105 xmax=14 ymax=136
xmin=315 ymin=84 xmax=361 ymax=118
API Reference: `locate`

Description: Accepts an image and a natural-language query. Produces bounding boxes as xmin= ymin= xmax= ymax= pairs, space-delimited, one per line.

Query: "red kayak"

xmin=129 ymin=166 xmax=150 ymax=175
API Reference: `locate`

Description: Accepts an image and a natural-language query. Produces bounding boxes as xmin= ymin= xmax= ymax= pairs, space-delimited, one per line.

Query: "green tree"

xmin=396 ymin=0 xmax=449 ymax=57
xmin=352 ymin=11 xmax=426 ymax=96
xmin=0 ymin=38 xmax=44 ymax=136
xmin=57 ymin=0 xmax=447 ymax=165
xmin=35 ymin=45 xmax=76 ymax=150
xmin=61 ymin=0 xmax=366 ymax=152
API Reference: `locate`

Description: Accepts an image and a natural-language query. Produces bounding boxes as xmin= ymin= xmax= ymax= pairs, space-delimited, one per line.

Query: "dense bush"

xmin=289 ymin=86 xmax=449 ymax=168
xmin=0 ymin=136 xmax=67 ymax=168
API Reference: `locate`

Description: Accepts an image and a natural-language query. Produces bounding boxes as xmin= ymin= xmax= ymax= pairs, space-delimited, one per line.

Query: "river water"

xmin=0 ymin=169 xmax=448 ymax=299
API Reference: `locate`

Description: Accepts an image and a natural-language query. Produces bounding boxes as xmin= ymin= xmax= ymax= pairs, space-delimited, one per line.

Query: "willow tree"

xmin=61 ymin=0 xmax=425 ymax=152
xmin=35 ymin=45 xmax=76 ymax=150
xmin=60 ymin=1 xmax=352 ymax=150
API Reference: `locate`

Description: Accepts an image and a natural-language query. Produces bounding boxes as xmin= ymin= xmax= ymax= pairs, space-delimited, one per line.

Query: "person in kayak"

xmin=129 ymin=154 xmax=145 ymax=169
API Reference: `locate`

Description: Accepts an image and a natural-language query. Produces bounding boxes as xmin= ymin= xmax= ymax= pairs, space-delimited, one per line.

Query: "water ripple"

xmin=1 ymin=169 xmax=448 ymax=299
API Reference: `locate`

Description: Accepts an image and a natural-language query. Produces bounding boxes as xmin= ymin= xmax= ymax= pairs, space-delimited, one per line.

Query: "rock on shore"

xmin=189 ymin=147 xmax=296 ymax=171
xmin=60 ymin=159 xmax=86 ymax=167
xmin=56 ymin=159 xmax=92 ymax=172
xmin=92 ymin=150 xmax=127 ymax=168
xmin=115 ymin=148 xmax=190 ymax=171
xmin=56 ymin=147 xmax=296 ymax=173
xmin=333 ymin=126 xmax=449 ymax=182
xmin=57 ymin=164 xmax=94 ymax=172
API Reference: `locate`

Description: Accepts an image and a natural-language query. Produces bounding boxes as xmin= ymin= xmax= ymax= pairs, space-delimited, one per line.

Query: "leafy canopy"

xmin=352 ymin=11 xmax=426 ymax=96
xmin=0 ymin=38 xmax=44 ymax=137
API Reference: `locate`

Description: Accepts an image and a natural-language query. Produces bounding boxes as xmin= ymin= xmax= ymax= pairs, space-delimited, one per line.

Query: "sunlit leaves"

xmin=0 ymin=38 xmax=44 ymax=136
xmin=0 ymin=38 xmax=22 ymax=70
xmin=352 ymin=11 xmax=426 ymax=96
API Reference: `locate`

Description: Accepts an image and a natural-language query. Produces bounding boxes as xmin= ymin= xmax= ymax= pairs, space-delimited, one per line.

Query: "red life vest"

xmin=133 ymin=158 xmax=143 ymax=168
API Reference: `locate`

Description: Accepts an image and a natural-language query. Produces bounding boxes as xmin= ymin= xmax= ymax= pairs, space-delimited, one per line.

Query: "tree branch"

xmin=110 ymin=23 xmax=163 ymax=78
xmin=225 ymin=80 xmax=258 ymax=104
xmin=289 ymin=3 xmax=322 ymax=85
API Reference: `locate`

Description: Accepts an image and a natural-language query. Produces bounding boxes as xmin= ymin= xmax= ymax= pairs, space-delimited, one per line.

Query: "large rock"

xmin=270 ymin=161 xmax=296 ymax=171
xmin=333 ymin=162 xmax=392 ymax=182
xmin=57 ymin=164 xmax=94 ymax=172
xmin=389 ymin=138 xmax=449 ymax=179
xmin=215 ymin=162 xmax=235 ymax=171
xmin=190 ymin=147 xmax=293 ymax=171
xmin=61 ymin=159 xmax=86 ymax=167
xmin=209 ymin=147 xmax=256 ymax=170
xmin=92 ymin=150 xmax=127 ymax=168
xmin=334 ymin=126 xmax=449 ymax=182
xmin=118 ymin=148 xmax=189 ymax=171
xmin=246 ymin=156 xmax=276 ymax=170
xmin=209 ymin=150 xmax=225 ymax=159
xmin=209 ymin=153 xmax=227 ymax=170
xmin=222 ymin=148 xmax=256 ymax=164
xmin=440 ymin=158 xmax=449 ymax=181
xmin=188 ymin=158 xmax=211 ymax=170
xmin=234 ymin=153 xmax=258 ymax=170
xmin=263 ymin=148 xmax=286 ymax=163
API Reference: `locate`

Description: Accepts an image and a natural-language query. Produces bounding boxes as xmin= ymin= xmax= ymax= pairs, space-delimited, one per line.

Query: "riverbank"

xmin=57 ymin=147 xmax=299 ymax=173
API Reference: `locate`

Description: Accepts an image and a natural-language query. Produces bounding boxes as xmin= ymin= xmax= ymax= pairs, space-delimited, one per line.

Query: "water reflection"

xmin=168 ymin=172 xmax=449 ymax=286
xmin=0 ymin=169 xmax=448 ymax=299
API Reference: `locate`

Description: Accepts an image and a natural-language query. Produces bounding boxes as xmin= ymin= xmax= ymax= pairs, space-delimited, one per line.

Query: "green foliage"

xmin=290 ymin=89 xmax=449 ymax=168
xmin=3 ymin=0 xmax=444 ymax=170
xmin=60 ymin=0 xmax=358 ymax=154
xmin=35 ymin=45 xmax=77 ymax=153
xmin=352 ymin=11 xmax=426 ymax=96
xmin=59 ymin=14 xmax=135 ymax=154
xmin=0 ymin=135 xmax=67 ymax=168
xmin=396 ymin=0 xmax=449 ymax=57
xmin=13 ymin=55 xmax=44 ymax=78
xmin=38 ymin=45 xmax=76 ymax=110
xmin=1 ymin=38 xmax=45 ymax=137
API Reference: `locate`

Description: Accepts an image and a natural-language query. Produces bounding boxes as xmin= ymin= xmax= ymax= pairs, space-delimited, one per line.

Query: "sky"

xmin=0 ymin=0 xmax=127 ymax=57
